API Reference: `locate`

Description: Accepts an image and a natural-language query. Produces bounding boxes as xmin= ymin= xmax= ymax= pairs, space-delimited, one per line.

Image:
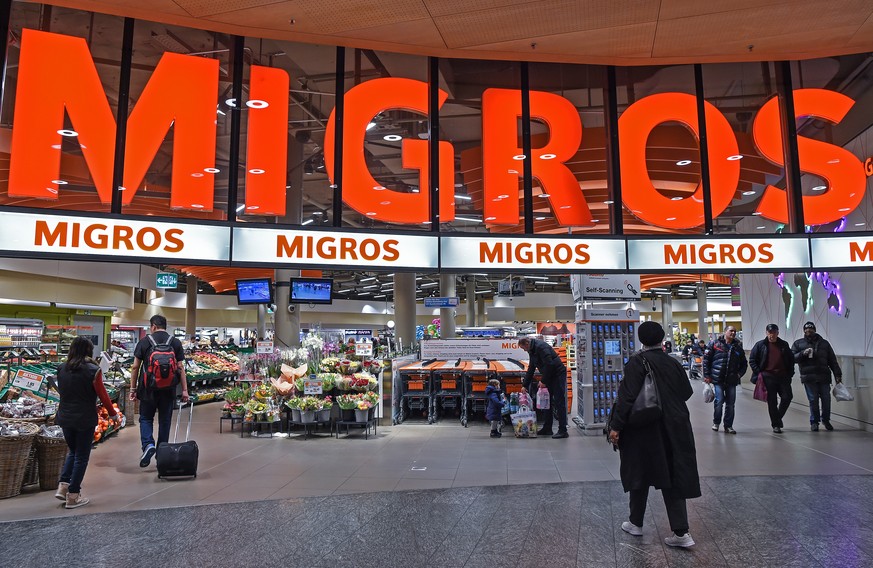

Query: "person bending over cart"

xmin=519 ymin=337 xmax=568 ymax=439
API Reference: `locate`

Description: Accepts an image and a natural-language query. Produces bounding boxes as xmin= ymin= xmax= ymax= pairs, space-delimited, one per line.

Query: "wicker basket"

xmin=0 ymin=422 xmax=39 ymax=499
xmin=35 ymin=435 xmax=69 ymax=491
xmin=22 ymin=444 xmax=39 ymax=487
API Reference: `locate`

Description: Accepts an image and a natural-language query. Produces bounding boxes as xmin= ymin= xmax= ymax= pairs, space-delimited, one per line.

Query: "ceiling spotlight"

xmin=676 ymin=160 xmax=692 ymax=166
xmin=383 ymin=134 xmax=402 ymax=141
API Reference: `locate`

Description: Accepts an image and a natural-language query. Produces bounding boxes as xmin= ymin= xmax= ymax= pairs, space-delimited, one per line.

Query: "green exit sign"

xmin=156 ymin=272 xmax=178 ymax=289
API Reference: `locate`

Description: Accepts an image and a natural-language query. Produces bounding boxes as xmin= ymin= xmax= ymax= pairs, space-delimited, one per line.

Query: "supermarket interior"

xmin=3 ymin=0 xmax=873 ymax=566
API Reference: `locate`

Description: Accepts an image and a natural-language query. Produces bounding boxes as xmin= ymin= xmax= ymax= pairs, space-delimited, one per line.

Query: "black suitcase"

xmin=156 ymin=401 xmax=198 ymax=479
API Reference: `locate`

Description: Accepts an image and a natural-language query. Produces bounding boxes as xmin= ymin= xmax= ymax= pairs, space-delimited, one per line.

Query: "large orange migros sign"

xmin=8 ymin=29 xmax=868 ymax=229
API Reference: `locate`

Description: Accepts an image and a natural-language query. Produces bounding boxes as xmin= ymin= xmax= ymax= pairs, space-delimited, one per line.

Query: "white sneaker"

xmin=664 ymin=533 xmax=695 ymax=548
xmin=65 ymin=492 xmax=90 ymax=509
xmin=621 ymin=521 xmax=643 ymax=536
xmin=55 ymin=482 xmax=69 ymax=501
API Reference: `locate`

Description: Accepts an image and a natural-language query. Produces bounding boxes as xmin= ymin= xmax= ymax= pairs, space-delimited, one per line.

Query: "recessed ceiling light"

xmin=539 ymin=193 xmax=550 ymax=198
xmin=827 ymin=159 xmax=840 ymax=164
xmin=51 ymin=180 xmax=68 ymax=185
xmin=539 ymin=154 xmax=556 ymax=160
xmin=191 ymin=203 xmax=204 ymax=208
xmin=535 ymin=216 xmax=546 ymax=220
xmin=839 ymin=207 xmax=851 ymax=212
xmin=248 ymin=168 xmax=265 ymax=174
xmin=591 ymin=219 xmax=599 ymax=223
xmin=383 ymin=134 xmax=402 ymax=141
xmin=455 ymin=195 xmax=472 ymax=201
xmin=560 ymin=205 xmax=571 ymax=209
xmin=485 ymin=216 xmax=496 ymax=221
xmin=45 ymin=187 xmax=58 ymax=194
xmin=204 ymin=167 xmax=220 ymax=173
xmin=665 ymin=217 xmax=676 ymax=221
xmin=752 ymin=211 xmax=762 ymax=215
xmin=512 ymin=154 xmax=526 ymax=160
xmin=742 ymin=190 xmax=756 ymax=196
xmin=373 ymin=186 xmax=386 ymax=191
xmin=365 ymin=212 xmax=377 ymax=216
xmin=671 ymin=196 xmax=683 ymax=201
xmin=191 ymin=172 xmax=204 ymax=178
xmin=498 ymin=194 xmax=509 ymax=199
xmin=676 ymin=160 xmax=692 ymax=166
xmin=757 ymin=226 xmax=766 ymax=229
xmin=246 ymin=205 xmax=259 ymax=210
xmin=380 ymin=200 xmax=391 ymax=205
xmin=301 ymin=219 xmax=314 ymax=225
xmin=225 ymin=98 xmax=237 ymax=107
xmin=57 ymin=129 xmax=78 ymax=137
xmin=854 ymin=223 xmax=865 ymax=226
xmin=245 ymin=99 xmax=269 ymax=109
xmin=726 ymin=154 xmax=743 ymax=161
xmin=811 ymin=185 xmax=826 ymax=191
xmin=603 ymin=200 xmax=614 ymax=204
xmin=507 ymin=169 xmax=518 ymax=174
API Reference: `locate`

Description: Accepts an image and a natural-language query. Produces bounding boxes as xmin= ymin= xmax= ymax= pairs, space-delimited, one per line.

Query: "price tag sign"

xmin=355 ymin=342 xmax=373 ymax=357
xmin=256 ymin=341 xmax=274 ymax=354
xmin=12 ymin=369 xmax=46 ymax=395
xmin=44 ymin=402 xmax=58 ymax=416
xmin=303 ymin=379 xmax=323 ymax=395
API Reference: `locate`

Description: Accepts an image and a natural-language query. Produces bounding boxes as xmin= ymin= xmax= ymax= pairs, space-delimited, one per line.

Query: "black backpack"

xmin=145 ymin=335 xmax=180 ymax=390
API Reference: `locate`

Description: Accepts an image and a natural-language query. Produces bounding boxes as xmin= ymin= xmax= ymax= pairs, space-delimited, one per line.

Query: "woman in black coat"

xmin=55 ymin=337 xmax=119 ymax=509
xmin=608 ymin=321 xmax=701 ymax=548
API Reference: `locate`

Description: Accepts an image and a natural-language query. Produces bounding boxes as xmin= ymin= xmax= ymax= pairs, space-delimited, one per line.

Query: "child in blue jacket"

xmin=485 ymin=378 xmax=504 ymax=438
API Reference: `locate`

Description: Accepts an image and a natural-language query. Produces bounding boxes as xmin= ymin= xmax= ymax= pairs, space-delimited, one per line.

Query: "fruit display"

xmin=94 ymin=403 xmax=124 ymax=443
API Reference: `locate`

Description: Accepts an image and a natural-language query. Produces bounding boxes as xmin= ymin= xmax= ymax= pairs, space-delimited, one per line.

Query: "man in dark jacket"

xmin=748 ymin=323 xmax=795 ymax=433
xmin=608 ymin=321 xmax=700 ymax=548
xmin=791 ymin=321 xmax=842 ymax=431
xmin=519 ymin=336 xmax=568 ymax=438
xmin=704 ymin=326 xmax=748 ymax=434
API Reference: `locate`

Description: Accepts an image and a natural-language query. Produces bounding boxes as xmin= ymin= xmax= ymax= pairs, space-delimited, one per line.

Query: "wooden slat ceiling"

xmin=47 ymin=0 xmax=873 ymax=65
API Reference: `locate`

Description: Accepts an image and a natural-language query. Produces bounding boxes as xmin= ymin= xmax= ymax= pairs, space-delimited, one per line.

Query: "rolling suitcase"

xmin=156 ymin=401 xmax=198 ymax=479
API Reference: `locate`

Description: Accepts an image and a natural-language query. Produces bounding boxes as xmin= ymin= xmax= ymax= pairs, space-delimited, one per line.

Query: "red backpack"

xmin=145 ymin=335 xmax=180 ymax=390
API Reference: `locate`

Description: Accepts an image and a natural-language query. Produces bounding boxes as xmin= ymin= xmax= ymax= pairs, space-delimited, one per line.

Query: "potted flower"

xmin=285 ymin=397 xmax=302 ymax=422
xmin=318 ymin=396 xmax=333 ymax=422
xmin=355 ymin=399 xmax=373 ymax=422
xmin=299 ymin=396 xmax=321 ymax=423
xmin=337 ymin=394 xmax=358 ymax=421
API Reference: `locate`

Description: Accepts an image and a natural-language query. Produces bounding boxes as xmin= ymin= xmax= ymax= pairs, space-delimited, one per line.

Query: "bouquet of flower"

xmin=336 ymin=394 xmax=358 ymax=410
xmin=356 ymin=399 xmax=373 ymax=410
xmin=253 ymin=383 xmax=274 ymax=402
xmin=321 ymin=396 xmax=333 ymax=409
xmin=362 ymin=391 xmax=379 ymax=406
xmin=316 ymin=372 xmax=340 ymax=391
xmin=336 ymin=376 xmax=352 ymax=391
xmin=320 ymin=357 xmax=342 ymax=373
xmin=284 ymin=397 xmax=301 ymax=410
xmin=299 ymin=396 xmax=322 ymax=411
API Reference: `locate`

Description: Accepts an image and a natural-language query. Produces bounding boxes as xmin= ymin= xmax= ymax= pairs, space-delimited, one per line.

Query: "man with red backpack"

xmin=129 ymin=315 xmax=188 ymax=468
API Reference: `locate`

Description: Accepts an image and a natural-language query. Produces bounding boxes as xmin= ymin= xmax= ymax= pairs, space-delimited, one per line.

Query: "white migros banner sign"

xmin=440 ymin=236 xmax=626 ymax=271
xmin=232 ymin=227 xmax=439 ymax=269
xmin=810 ymin=236 xmax=873 ymax=268
xmin=627 ymin=237 xmax=810 ymax=271
xmin=0 ymin=210 xmax=230 ymax=262
xmin=420 ymin=338 xmax=528 ymax=360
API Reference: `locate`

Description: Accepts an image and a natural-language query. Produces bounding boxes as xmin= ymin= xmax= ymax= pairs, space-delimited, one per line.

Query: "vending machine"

xmin=571 ymin=308 xmax=640 ymax=433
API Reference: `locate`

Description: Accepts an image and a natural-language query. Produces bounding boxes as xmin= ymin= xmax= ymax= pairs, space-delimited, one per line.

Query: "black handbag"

xmin=628 ymin=354 xmax=662 ymax=425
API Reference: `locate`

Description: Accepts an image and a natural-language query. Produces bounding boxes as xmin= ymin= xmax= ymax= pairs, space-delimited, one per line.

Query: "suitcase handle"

xmin=173 ymin=400 xmax=194 ymax=443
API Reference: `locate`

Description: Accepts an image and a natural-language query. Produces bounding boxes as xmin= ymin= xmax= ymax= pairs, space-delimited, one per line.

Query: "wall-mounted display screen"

xmin=236 ymin=278 xmax=273 ymax=305
xmin=290 ymin=277 xmax=333 ymax=304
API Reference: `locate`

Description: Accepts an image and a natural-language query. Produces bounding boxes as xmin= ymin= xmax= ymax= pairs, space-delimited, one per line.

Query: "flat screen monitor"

xmin=604 ymin=339 xmax=621 ymax=356
xmin=290 ymin=277 xmax=333 ymax=304
xmin=236 ymin=278 xmax=273 ymax=305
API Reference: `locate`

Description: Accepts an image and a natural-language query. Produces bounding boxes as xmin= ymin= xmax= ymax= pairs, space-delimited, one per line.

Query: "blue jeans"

xmin=139 ymin=389 xmax=176 ymax=450
xmin=804 ymin=382 xmax=831 ymax=424
xmin=713 ymin=384 xmax=737 ymax=428
xmin=60 ymin=427 xmax=94 ymax=494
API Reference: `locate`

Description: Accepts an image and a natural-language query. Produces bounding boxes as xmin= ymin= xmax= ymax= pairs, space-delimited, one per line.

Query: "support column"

xmin=257 ymin=304 xmax=266 ymax=341
xmin=477 ymin=297 xmax=485 ymax=327
xmin=394 ymin=273 xmax=416 ymax=353
xmin=439 ymin=274 xmax=456 ymax=339
xmin=274 ymin=131 xmax=305 ymax=348
xmin=661 ymin=295 xmax=674 ymax=345
xmin=185 ymin=275 xmax=197 ymax=340
xmin=697 ymin=283 xmax=708 ymax=343
xmin=466 ymin=279 xmax=475 ymax=327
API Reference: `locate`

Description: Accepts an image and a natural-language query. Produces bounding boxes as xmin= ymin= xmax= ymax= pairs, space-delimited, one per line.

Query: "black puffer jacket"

xmin=791 ymin=333 xmax=842 ymax=384
xmin=749 ymin=337 xmax=795 ymax=381
xmin=522 ymin=338 xmax=566 ymax=391
xmin=704 ymin=336 xmax=748 ymax=386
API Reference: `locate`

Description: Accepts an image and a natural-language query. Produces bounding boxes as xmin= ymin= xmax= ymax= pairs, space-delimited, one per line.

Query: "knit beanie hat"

xmin=638 ymin=321 xmax=665 ymax=347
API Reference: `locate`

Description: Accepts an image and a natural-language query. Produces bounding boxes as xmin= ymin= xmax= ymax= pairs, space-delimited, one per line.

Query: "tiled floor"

xmin=1 ymin=381 xmax=872 ymax=567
